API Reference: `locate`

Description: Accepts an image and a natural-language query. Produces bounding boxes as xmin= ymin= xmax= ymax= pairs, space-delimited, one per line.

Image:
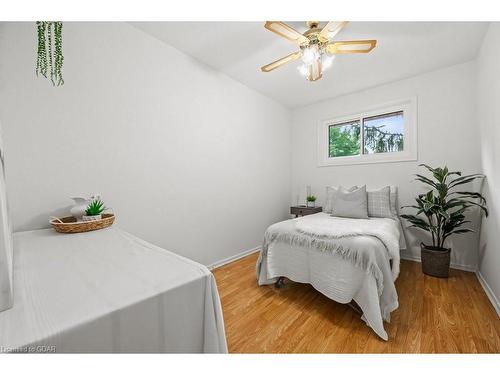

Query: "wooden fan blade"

xmin=326 ymin=40 xmax=377 ymax=54
xmin=308 ymin=59 xmax=322 ymax=81
xmin=261 ymin=51 xmax=302 ymax=72
xmin=319 ymin=21 xmax=348 ymax=40
xmin=264 ymin=21 xmax=309 ymax=45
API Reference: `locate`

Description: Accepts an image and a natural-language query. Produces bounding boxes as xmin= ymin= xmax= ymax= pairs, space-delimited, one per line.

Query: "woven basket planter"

xmin=420 ymin=243 xmax=451 ymax=278
xmin=50 ymin=213 xmax=115 ymax=234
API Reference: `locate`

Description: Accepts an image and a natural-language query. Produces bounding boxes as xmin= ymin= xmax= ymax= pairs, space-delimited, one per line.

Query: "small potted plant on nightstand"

xmin=401 ymin=164 xmax=488 ymax=278
xmin=82 ymin=199 xmax=106 ymax=222
xmin=306 ymin=195 xmax=317 ymax=208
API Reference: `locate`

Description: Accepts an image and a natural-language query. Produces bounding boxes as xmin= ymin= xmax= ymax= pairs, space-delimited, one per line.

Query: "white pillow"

xmin=367 ymin=186 xmax=392 ymax=218
xmin=324 ymin=186 xmax=338 ymax=214
xmin=331 ymin=185 xmax=369 ymax=219
xmin=389 ymin=186 xmax=398 ymax=216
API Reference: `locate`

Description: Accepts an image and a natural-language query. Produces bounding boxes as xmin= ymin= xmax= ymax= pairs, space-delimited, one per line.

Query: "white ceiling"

xmin=131 ymin=22 xmax=488 ymax=108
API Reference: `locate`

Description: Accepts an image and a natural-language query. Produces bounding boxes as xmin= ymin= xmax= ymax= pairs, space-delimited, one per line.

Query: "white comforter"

xmin=256 ymin=213 xmax=401 ymax=341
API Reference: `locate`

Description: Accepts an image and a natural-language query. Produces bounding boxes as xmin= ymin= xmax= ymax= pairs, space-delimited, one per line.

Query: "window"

xmin=318 ymin=98 xmax=417 ymax=166
xmin=328 ymin=120 xmax=360 ymax=158
xmin=363 ymin=111 xmax=404 ymax=154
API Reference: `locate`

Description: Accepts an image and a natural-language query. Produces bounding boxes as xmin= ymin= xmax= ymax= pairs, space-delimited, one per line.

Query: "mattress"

xmin=0 ymin=227 xmax=227 ymax=353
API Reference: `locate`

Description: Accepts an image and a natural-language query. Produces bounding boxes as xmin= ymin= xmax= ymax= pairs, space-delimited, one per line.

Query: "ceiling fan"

xmin=261 ymin=21 xmax=377 ymax=81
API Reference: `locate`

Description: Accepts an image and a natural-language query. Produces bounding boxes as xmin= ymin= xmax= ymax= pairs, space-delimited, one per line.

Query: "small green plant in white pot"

xmin=82 ymin=199 xmax=106 ymax=222
xmin=306 ymin=195 xmax=317 ymax=208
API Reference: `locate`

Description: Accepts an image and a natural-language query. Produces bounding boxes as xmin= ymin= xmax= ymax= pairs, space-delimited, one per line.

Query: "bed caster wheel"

xmin=275 ymin=277 xmax=286 ymax=288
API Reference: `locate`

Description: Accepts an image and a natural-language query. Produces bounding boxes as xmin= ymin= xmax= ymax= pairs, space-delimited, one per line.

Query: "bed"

xmin=256 ymin=211 xmax=405 ymax=341
xmin=0 ymin=227 xmax=227 ymax=353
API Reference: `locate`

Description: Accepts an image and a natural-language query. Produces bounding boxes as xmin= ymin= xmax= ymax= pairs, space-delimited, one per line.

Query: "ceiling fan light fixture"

xmin=301 ymin=45 xmax=320 ymax=66
xmin=297 ymin=64 xmax=309 ymax=77
xmin=322 ymin=54 xmax=335 ymax=70
xmin=261 ymin=21 xmax=377 ymax=82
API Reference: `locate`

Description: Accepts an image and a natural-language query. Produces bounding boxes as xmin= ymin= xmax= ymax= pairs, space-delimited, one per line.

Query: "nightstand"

xmin=290 ymin=206 xmax=322 ymax=217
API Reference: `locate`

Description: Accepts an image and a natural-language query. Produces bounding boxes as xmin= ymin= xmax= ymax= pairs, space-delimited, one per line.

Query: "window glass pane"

xmin=363 ymin=111 xmax=404 ymax=154
xmin=328 ymin=120 xmax=360 ymax=158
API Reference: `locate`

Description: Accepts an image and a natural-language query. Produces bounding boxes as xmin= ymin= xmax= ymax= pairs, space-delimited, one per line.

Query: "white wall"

xmin=291 ymin=61 xmax=483 ymax=269
xmin=476 ymin=23 xmax=500 ymax=311
xmin=0 ymin=22 xmax=291 ymax=266
xmin=0 ymin=21 xmax=494 ymax=280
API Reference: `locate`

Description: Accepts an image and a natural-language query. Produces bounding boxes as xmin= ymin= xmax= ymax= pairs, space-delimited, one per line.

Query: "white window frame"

xmin=317 ymin=97 xmax=418 ymax=167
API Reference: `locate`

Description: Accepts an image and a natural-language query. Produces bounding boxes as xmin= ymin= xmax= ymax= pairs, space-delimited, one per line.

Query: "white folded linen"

xmin=0 ymin=228 xmax=227 ymax=353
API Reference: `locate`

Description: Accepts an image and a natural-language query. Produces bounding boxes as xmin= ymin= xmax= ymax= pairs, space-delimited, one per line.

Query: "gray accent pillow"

xmin=367 ymin=186 xmax=393 ymax=218
xmin=331 ymin=185 xmax=368 ymax=219
xmin=325 ymin=185 xmax=358 ymax=214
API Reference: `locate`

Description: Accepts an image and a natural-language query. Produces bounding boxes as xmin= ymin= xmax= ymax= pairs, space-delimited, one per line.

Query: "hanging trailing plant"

xmin=36 ymin=21 xmax=64 ymax=86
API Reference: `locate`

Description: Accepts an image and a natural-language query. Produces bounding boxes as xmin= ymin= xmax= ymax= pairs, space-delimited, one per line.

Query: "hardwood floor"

xmin=212 ymin=252 xmax=500 ymax=353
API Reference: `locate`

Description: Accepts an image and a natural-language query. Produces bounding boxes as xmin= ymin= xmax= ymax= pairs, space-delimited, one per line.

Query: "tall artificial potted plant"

xmin=401 ymin=164 xmax=488 ymax=278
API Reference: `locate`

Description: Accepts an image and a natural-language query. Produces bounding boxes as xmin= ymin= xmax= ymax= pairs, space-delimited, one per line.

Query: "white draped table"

xmin=0 ymin=227 xmax=227 ymax=353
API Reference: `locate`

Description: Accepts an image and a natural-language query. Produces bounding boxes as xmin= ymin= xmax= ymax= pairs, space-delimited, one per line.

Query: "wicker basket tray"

xmin=50 ymin=213 xmax=115 ymax=233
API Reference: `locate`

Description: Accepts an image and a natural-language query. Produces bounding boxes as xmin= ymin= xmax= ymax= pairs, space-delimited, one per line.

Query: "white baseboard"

xmin=476 ymin=271 xmax=500 ymax=317
xmin=207 ymin=246 xmax=260 ymax=270
xmin=401 ymin=254 xmax=500 ymax=317
xmin=400 ymin=253 xmax=477 ymax=272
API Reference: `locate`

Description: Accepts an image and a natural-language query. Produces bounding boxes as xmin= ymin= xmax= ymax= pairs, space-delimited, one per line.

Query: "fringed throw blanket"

xmin=296 ymin=214 xmax=400 ymax=280
xmin=262 ymin=213 xmax=401 ymax=295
